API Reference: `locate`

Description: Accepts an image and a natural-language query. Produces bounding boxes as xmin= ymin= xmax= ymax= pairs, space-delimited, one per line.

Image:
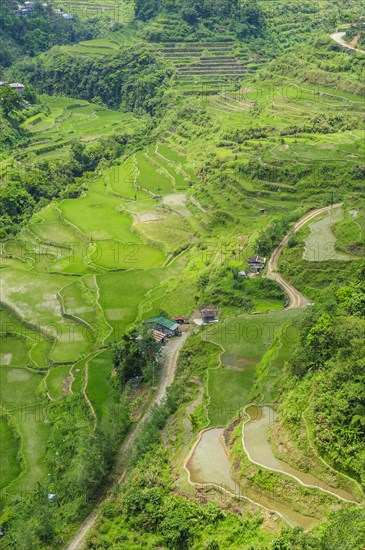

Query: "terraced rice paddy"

xmin=204 ymin=310 xmax=300 ymax=426
xmin=304 ymin=207 xmax=354 ymax=261
xmin=20 ymin=96 xmax=141 ymax=163
xmin=0 ymin=134 xmax=197 ymax=494
xmin=154 ymin=41 xmax=247 ymax=94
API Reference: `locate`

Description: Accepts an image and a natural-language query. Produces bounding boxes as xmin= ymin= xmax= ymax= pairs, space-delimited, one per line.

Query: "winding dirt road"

xmin=65 ymin=331 xmax=189 ymax=550
xmin=331 ymin=32 xmax=365 ymax=55
xmin=266 ymin=204 xmax=342 ymax=308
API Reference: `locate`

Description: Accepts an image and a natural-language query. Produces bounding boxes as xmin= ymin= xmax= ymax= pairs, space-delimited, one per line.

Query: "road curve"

xmin=65 ymin=331 xmax=189 ymax=550
xmin=331 ymin=32 xmax=365 ymax=55
xmin=266 ymin=204 xmax=342 ymax=309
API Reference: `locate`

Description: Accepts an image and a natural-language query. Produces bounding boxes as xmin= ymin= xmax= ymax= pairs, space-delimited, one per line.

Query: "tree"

xmin=0 ymin=85 xmax=23 ymax=115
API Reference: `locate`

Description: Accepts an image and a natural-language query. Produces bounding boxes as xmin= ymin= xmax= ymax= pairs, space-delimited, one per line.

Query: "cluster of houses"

xmin=14 ymin=1 xmax=73 ymax=19
xmin=145 ymin=309 xmax=221 ymax=343
xmin=144 ymin=256 xmax=266 ymax=343
xmin=0 ymin=82 xmax=25 ymax=96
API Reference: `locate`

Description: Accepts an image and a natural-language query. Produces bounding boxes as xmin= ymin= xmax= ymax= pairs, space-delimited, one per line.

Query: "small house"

xmin=201 ymin=308 xmax=219 ymax=324
xmin=238 ymin=270 xmax=247 ymax=278
xmin=248 ymin=255 xmax=266 ymax=274
xmin=145 ymin=316 xmax=180 ymax=337
xmin=173 ymin=316 xmax=189 ymax=325
xmin=9 ymin=83 xmax=25 ymax=96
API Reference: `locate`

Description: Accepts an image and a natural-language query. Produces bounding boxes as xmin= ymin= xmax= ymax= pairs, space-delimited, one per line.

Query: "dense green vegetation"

xmin=276 ymin=266 xmax=365 ymax=484
xmin=1 ymin=0 xmax=365 ymax=548
xmin=0 ymin=0 xmax=95 ymax=67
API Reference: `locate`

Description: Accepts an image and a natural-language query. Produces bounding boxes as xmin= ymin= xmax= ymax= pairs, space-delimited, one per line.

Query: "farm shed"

xmin=9 ymin=83 xmax=25 ymax=96
xmin=248 ymin=255 xmax=266 ymax=273
xmin=145 ymin=316 xmax=180 ymax=337
xmin=173 ymin=316 xmax=189 ymax=324
xmin=201 ymin=308 xmax=219 ymax=323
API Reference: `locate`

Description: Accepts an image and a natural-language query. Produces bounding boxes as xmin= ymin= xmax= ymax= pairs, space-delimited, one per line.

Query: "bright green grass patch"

xmin=0 ymin=368 xmax=49 ymax=493
xmin=29 ymin=219 xmax=84 ymax=248
xmin=0 ymin=417 xmax=21 ymax=489
xmin=59 ymin=279 xmax=99 ymax=328
xmin=70 ymin=356 xmax=88 ymax=394
xmin=157 ymin=145 xmax=197 ymax=182
xmin=58 ymin=191 xmax=141 ymax=242
xmin=46 ymin=365 xmax=71 ymax=400
xmin=151 ymin=151 xmax=188 ymax=190
xmin=0 ymin=334 xmax=29 ymax=367
xmin=108 ymin=156 xmax=138 ymax=199
xmin=30 ymin=339 xmax=53 ymax=368
xmin=334 ymin=209 xmax=365 ymax=256
xmin=86 ymin=349 xmax=114 ymax=418
xmin=135 ymin=151 xmax=173 ymax=195
xmin=135 ymin=215 xmax=191 ymax=251
xmin=0 ymin=269 xmax=95 ymax=364
xmin=205 ymin=309 xmax=300 ymax=365
xmin=207 ymin=364 xmax=257 ymax=427
xmin=92 ymin=239 xmax=165 ymax=270
xmin=97 ymin=268 xmax=168 ymax=341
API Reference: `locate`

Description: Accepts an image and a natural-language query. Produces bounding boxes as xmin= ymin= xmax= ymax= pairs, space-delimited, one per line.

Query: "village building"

xmin=145 ymin=316 xmax=180 ymax=337
xmin=152 ymin=329 xmax=167 ymax=344
xmin=9 ymin=83 xmax=25 ymax=96
xmin=248 ymin=255 xmax=266 ymax=274
xmin=201 ymin=308 xmax=219 ymax=324
xmin=173 ymin=316 xmax=189 ymax=324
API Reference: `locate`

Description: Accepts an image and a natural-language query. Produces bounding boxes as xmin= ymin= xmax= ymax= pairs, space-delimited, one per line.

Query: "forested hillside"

xmin=0 ymin=0 xmax=364 ymax=548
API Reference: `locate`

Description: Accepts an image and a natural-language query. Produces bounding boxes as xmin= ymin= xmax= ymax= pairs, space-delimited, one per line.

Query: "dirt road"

xmin=266 ymin=204 xmax=342 ymax=309
xmin=65 ymin=331 xmax=189 ymax=550
xmin=331 ymin=32 xmax=365 ymax=55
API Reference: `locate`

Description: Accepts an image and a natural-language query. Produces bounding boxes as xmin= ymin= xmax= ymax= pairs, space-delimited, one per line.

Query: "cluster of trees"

xmin=1 ymin=391 xmax=130 ymax=547
xmin=255 ymin=216 xmax=295 ymax=257
xmin=135 ymin=0 xmax=266 ymax=41
xmin=14 ymin=46 xmax=172 ymax=115
xmin=111 ymin=330 xmax=161 ymax=386
xmin=0 ymin=0 xmax=95 ymax=67
xmin=279 ymin=264 xmax=365 ymax=487
xmin=198 ymin=264 xmax=285 ymax=309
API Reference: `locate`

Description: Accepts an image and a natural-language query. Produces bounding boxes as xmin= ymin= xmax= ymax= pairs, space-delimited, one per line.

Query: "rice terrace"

xmin=0 ymin=0 xmax=365 ymax=548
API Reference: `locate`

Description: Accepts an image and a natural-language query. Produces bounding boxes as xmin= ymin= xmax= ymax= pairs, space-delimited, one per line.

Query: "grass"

xmin=204 ymin=310 xmax=301 ymax=427
xmin=20 ymin=95 xmax=141 ymax=163
xmin=204 ymin=310 xmax=300 ymax=362
xmin=0 ymin=268 xmax=95 ymax=364
xmin=303 ymin=207 xmax=354 ymax=262
xmin=207 ymin=363 xmax=257 ymax=427
xmin=135 ymin=215 xmax=192 ymax=252
xmin=0 ymin=368 xmax=49 ymax=493
xmin=108 ymin=156 xmax=139 ymax=199
xmin=0 ymin=417 xmax=21 ymax=489
xmin=86 ymin=349 xmax=114 ymax=418
xmin=135 ymin=151 xmax=174 ymax=195
xmin=46 ymin=365 xmax=71 ymax=400
xmin=97 ymin=268 xmax=168 ymax=341
xmin=59 ymin=190 xmax=140 ymax=242
xmin=0 ymin=334 xmax=29 ymax=367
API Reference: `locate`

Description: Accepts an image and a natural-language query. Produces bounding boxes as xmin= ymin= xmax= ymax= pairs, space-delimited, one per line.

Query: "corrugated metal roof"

xmin=146 ymin=316 xmax=179 ymax=331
